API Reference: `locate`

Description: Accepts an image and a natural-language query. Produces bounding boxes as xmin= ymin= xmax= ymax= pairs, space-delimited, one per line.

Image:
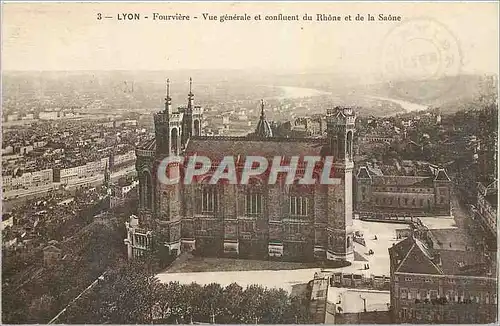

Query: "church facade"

xmin=129 ymin=79 xmax=357 ymax=263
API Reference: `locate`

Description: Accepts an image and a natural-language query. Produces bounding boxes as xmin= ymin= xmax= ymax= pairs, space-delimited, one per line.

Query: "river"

xmin=266 ymin=85 xmax=332 ymax=99
xmin=364 ymin=95 xmax=429 ymax=114
xmin=271 ymin=85 xmax=429 ymax=114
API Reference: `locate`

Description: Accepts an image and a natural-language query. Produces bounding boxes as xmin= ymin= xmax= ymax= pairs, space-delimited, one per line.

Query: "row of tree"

xmin=61 ymin=258 xmax=312 ymax=324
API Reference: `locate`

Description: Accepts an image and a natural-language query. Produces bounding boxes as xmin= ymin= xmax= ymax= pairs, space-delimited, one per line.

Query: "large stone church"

xmin=127 ymin=78 xmax=357 ymax=263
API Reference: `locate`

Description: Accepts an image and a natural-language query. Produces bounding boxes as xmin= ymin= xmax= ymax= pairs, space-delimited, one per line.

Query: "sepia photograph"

xmin=1 ymin=1 xmax=498 ymax=324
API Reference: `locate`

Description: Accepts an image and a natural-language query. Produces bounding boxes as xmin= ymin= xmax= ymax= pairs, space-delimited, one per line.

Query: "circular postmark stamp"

xmin=379 ymin=17 xmax=463 ymax=102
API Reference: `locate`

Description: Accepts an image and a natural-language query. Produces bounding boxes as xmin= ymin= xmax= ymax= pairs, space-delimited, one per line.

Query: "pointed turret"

xmin=154 ymin=77 xmax=171 ymax=155
xmin=253 ymin=99 xmax=273 ymax=138
xmin=164 ymin=78 xmax=172 ymax=114
xmin=187 ymin=77 xmax=194 ymax=109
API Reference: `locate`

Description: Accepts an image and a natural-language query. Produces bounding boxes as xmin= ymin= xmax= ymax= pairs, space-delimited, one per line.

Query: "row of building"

xmin=389 ymin=232 xmax=497 ymax=324
xmin=2 ymin=140 xmax=48 ymax=156
xmin=2 ymin=109 xmax=82 ymax=122
xmin=355 ymin=160 xmax=452 ymax=216
xmin=475 ymin=179 xmax=498 ymax=246
xmin=2 ymin=115 xmax=147 ymax=176
xmin=2 ymin=150 xmax=136 ymax=192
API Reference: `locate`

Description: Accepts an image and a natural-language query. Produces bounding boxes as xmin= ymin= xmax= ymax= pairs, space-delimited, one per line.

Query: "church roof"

xmin=138 ymin=135 xmax=326 ymax=157
xmin=253 ymin=100 xmax=273 ymax=138
xmin=185 ymin=136 xmax=325 ymax=159
xmin=254 ymin=119 xmax=274 ymax=138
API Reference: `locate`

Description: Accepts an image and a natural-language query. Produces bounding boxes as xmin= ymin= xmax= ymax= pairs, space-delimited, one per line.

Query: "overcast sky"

xmin=2 ymin=2 xmax=498 ymax=77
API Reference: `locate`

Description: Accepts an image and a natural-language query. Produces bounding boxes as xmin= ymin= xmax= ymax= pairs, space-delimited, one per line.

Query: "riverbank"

xmin=264 ymin=85 xmax=332 ymax=99
xmin=365 ymin=95 xmax=429 ymax=115
xmin=265 ymin=85 xmax=429 ymax=116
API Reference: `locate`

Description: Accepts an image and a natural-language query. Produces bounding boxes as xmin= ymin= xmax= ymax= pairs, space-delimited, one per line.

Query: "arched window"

xmin=288 ymin=183 xmax=313 ymax=217
xmin=194 ymin=119 xmax=201 ymax=136
xmin=171 ymin=127 xmax=179 ymax=154
xmin=246 ymin=192 xmax=262 ymax=215
xmin=245 ymin=178 xmax=264 ymax=216
xmin=290 ymin=196 xmax=308 ymax=216
xmin=196 ymin=176 xmax=218 ymax=214
xmin=201 ymin=185 xmax=217 ymax=213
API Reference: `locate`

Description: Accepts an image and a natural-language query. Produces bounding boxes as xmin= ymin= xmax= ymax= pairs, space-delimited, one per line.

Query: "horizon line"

xmin=2 ymin=69 xmax=496 ymax=77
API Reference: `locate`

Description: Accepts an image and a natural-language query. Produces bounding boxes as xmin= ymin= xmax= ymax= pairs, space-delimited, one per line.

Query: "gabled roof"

xmin=434 ymin=168 xmax=450 ymax=181
xmin=390 ymin=235 xmax=496 ymax=277
xmin=43 ymin=245 xmax=62 ymax=253
xmin=336 ymin=110 xmax=346 ymax=118
xmin=357 ymin=166 xmax=371 ymax=179
xmin=389 ymin=236 xmax=413 ymax=267
xmin=390 ymin=236 xmax=442 ymax=275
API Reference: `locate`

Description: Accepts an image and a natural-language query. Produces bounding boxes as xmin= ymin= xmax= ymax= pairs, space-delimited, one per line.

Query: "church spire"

xmin=187 ymin=77 xmax=194 ymax=109
xmin=253 ymin=99 xmax=273 ymax=138
xmin=164 ymin=78 xmax=172 ymax=113
xmin=260 ymin=99 xmax=265 ymax=119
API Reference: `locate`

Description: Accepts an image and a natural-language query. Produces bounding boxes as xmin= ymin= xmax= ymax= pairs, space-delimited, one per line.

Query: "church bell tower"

xmin=325 ymin=107 xmax=355 ymax=262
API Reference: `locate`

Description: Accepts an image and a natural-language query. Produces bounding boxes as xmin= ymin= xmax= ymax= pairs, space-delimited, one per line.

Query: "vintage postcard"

xmin=1 ymin=1 xmax=498 ymax=324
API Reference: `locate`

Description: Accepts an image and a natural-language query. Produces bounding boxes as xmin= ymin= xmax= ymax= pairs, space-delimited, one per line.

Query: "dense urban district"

xmin=1 ymin=71 xmax=498 ymax=324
